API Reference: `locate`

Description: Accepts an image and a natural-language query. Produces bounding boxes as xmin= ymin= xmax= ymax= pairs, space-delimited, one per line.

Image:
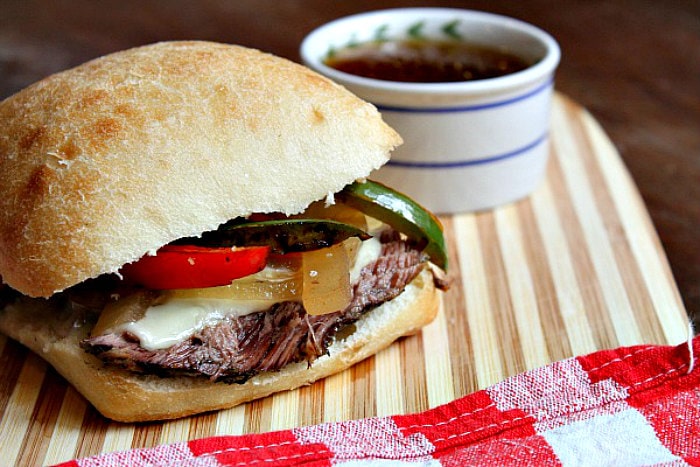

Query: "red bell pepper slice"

xmin=120 ymin=244 xmax=270 ymax=290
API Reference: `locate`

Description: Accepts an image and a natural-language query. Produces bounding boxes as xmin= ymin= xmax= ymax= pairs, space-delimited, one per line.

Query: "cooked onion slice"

xmin=91 ymin=291 xmax=154 ymax=336
xmin=302 ymin=240 xmax=352 ymax=315
xmin=169 ymin=255 xmax=302 ymax=302
xmin=298 ymin=200 xmax=368 ymax=231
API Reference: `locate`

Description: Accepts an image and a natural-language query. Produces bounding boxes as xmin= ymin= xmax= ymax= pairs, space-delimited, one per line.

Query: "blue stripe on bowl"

xmin=376 ymin=79 xmax=554 ymax=113
xmin=387 ymin=132 xmax=548 ymax=169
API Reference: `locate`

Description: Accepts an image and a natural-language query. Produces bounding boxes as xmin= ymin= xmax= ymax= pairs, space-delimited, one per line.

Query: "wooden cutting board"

xmin=0 ymin=93 xmax=690 ymax=466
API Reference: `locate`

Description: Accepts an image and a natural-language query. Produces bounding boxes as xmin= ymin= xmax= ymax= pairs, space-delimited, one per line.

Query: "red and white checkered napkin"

xmin=59 ymin=337 xmax=700 ymax=467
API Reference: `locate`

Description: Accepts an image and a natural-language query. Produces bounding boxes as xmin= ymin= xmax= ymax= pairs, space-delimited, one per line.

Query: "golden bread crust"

xmin=0 ymin=41 xmax=401 ymax=297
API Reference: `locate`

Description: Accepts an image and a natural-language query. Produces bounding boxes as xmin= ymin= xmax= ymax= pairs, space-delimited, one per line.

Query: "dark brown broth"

xmin=325 ymin=40 xmax=533 ymax=83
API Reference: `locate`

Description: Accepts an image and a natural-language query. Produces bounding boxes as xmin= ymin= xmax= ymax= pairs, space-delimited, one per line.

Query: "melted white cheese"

xmin=121 ymin=236 xmax=383 ymax=350
xmin=349 ymin=236 xmax=381 ymax=283
xmin=121 ymin=298 xmax=276 ymax=350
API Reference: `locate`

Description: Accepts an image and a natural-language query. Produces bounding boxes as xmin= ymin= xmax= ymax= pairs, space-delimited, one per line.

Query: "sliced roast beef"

xmin=82 ymin=237 xmax=428 ymax=383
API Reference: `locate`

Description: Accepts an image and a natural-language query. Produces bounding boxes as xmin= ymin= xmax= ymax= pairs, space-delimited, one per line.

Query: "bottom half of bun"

xmin=0 ymin=268 xmax=438 ymax=422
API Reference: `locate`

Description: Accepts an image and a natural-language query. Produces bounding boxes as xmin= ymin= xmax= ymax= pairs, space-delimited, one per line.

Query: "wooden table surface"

xmin=2 ymin=0 xmax=699 ymax=326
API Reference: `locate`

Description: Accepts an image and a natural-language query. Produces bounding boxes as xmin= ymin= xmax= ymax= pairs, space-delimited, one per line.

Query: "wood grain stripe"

xmin=270 ymin=386 xmax=300 ymax=430
xmin=566 ymin=106 xmax=663 ymax=342
xmin=543 ymin=114 xmax=619 ymax=355
xmin=297 ymin=382 xmax=325 ymax=428
xmin=101 ymin=423 xmax=135 ymax=456
xmin=243 ymin=398 xmax=268 ymax=434
xmin=516 ymin=195 xmax=574 ymax=363
xmin=553 ymin=99 xmax=642 ymax=346
xmin=15 ymin=369 xmax=67 ymax=467
xmin=43 ymin=388 xmax=87 ymax=465
xmin=530 ymin=171 xmax=598 ymax=357
xmin=322 ymin=369 xmax=352 ymax=423
xmin=74 ymin=407 xmax=109 ymax=459
xmin=495 ymin=204 xmax=551 ymax=370
xmin=480 ymin=212 xmax=528 ymax=381
xmin=132 ymin=421 xmax=162 ymax=450
xmin=562 ymin=98 xmax=663 ymax=344
xmin=159 ymin=417 xmax=191 ymax=446
xmin=188 ymin=412 xmax=218 ymax=441
xmin=453 ymin=214 xmax=505 ymax=388
xmin=578 ymin=108 xmax=688 ymax=344
xmin=1 ymin=354 xmax=47 ymax=466
xmin=215 ymin=404 xmax=246 ymax=436
xmin=374 ymin=343 xmax=405 ymax=416
xmin=350 ymin=357 xmax=375 ymax=419
xmin=439 ymin=217 xmax=479 ymax=398
xmin=421 ymin=298 xmax=455 ymax=407
xmin=400 ymin=333 xmax=429 ymax=414
xmin=0 ymin=339 xmax=27 ymax=422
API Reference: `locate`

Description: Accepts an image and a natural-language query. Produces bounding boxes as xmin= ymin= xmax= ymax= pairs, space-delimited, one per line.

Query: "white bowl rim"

xmin=300 ymin=7 xmax=561 ymax=96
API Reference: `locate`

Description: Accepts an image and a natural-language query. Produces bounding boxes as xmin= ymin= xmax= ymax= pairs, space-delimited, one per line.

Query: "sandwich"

xmin=0 ymin=41 xmax=448 ymax=422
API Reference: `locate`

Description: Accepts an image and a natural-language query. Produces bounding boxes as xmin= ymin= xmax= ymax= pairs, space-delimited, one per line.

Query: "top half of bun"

xmin=0 ymin=41 xmax=402 ymax=298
